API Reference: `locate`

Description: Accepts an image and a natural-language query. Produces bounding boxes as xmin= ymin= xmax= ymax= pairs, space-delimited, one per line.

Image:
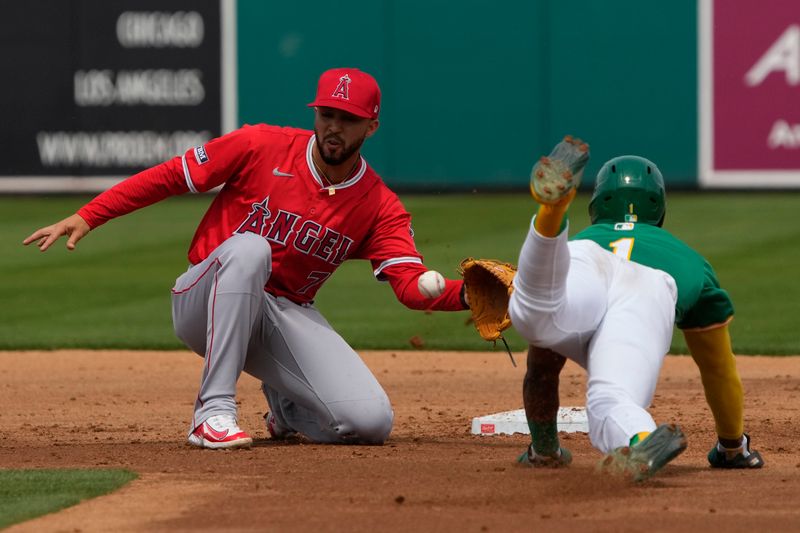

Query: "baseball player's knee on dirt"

xmin=330 ymin=402 xmax=394 ymax=444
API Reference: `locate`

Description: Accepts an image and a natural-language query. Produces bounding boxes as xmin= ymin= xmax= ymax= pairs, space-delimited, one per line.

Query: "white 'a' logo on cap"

xmin=332 ymin=74 xmax=351 ymax=100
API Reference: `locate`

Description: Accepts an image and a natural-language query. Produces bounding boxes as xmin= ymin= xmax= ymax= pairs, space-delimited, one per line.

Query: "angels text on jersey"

xmin=234 ymin=196 xmax=354 ymax=267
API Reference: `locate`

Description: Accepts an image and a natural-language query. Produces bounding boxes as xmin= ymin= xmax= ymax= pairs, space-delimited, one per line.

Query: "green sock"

xmin=528 ymin=420 xmax=559 ymax=455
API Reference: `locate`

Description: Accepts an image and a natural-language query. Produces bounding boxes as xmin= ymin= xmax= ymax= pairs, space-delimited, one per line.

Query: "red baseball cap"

xmin=307 ymin=68 xmax=381 ymax=119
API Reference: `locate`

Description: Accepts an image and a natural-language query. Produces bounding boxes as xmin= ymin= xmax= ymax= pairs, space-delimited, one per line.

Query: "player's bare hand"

xmin=23 ymin=214 xmax=91 ymax=252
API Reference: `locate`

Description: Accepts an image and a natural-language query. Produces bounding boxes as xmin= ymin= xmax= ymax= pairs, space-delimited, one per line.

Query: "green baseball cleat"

xmin=597 ymin=423 xmax=688 ymax=482
xmin=529 ymin=135 xmax=590 ymax=205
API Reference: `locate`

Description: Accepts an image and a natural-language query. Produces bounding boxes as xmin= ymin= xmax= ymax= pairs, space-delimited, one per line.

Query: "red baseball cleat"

xmin=187 ymin=414 xmax=253 ymax=449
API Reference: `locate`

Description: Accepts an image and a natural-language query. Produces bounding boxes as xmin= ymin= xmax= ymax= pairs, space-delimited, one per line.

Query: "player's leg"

xmin=243 ymin=295 xmax=392 ymax=444
xmin=518 ymin=346 xmax=573 ymax=467
xmin=171 ymin=232 xmax=272 ymax=448
xmin=510 ymin=235 xmax=609 ymax=368
xmin=587 ymin=263 xmax=687 ymax=481
xmin=510 ymin=136 xmax=596 ymax=353
xmin=586 ymin=261 xmax=688 ymax=480
xmin=584 ymin=262 xmax=677 ymax=452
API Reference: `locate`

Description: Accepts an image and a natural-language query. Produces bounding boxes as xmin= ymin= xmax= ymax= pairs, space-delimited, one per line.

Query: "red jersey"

xmin=78 ymin=124 xmax=465 ymax=311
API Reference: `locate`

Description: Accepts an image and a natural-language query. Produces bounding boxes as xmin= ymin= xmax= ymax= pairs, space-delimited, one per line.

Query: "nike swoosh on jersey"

xmin=272 ymin=167 xmax=294 ymax=177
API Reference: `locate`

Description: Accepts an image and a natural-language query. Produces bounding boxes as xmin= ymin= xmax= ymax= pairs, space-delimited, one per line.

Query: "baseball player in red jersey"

xmin=24 ymin=68 xmax=468 ymax=449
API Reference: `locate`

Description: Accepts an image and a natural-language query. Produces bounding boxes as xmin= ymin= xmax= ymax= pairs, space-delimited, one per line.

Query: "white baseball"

xmin=418 ymin=270 xmax=446 ymax=299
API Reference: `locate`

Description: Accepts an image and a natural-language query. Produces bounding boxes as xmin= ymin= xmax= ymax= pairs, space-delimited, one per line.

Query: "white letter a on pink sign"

xmin=745 ymin=25 xmax=800 ymax=86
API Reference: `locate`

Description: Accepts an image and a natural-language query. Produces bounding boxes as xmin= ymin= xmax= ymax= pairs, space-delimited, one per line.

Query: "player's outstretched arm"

xmin=683 ymin=324 xmax=765 ymax=468
xmin=23 ymin=213 xmax=91 ymax=252
xmin=683 ymin=324 xmax=744 ymax=442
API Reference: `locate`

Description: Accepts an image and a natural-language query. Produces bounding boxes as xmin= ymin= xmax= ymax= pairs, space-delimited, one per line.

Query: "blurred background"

xmin=1 ymin=0 xmax=798 ymax=353
xmin=3 ymin=0 xmax=797 ymax=192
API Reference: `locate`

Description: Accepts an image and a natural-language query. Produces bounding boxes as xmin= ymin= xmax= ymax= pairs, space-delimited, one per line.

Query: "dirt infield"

xmin=1 ymin=350 xmax=798 ymax=532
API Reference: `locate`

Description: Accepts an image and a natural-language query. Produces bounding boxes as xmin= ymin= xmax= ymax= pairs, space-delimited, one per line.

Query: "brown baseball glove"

xmin=458 ymin=257 xmax=517 ymax=342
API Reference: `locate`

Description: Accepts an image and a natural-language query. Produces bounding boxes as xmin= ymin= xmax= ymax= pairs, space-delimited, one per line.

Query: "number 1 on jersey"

xmin=610 ymin=237 xmax=635 ymax=260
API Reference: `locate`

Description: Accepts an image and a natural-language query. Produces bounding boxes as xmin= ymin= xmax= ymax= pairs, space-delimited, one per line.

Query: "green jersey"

xmin=572 ymin=222 xmax=733 ymax=330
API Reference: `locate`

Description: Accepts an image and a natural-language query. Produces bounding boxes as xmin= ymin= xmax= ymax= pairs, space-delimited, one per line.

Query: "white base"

xmin=471 ymin=407 xmax=588 ymax=436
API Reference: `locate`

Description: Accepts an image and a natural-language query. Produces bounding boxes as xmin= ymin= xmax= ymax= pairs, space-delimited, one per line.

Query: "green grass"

xmin=2 ymin=192 xmax=798 ymax=354
xmin=0 ymin=469 xmax=137 ymax=529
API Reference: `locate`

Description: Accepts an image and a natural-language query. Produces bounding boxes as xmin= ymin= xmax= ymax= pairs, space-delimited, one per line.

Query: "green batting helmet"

xmin=588 ymin=155 xmax=666 ymax=226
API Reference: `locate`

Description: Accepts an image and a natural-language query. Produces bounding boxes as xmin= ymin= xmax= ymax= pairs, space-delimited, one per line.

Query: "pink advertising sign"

xmin=700 ymin=0 xmax=800 ymax=187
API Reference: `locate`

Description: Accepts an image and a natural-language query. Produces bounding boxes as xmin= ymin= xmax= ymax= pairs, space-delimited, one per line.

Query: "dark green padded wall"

xmin=238 ymin=0 xmax=697 ymax=189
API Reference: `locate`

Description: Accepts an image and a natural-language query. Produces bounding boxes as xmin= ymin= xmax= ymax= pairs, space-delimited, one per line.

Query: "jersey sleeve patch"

xmin=193 ymin=145 xmax=209 ymax=165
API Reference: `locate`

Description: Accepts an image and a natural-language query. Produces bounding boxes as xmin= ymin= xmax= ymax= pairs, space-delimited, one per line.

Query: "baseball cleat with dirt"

xmin=597 ymin=423 xmax=688 ymax=482
xmin=530 ymin=135 xmax=590 ymax=205
xmin=517 ymin=443 xmax=573 ymax=468
xmin=707 ymin=433 xmax=765 ymax=468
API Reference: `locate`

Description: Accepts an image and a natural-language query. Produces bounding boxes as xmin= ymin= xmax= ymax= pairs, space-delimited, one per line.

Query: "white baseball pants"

xmin=509 ymin=222 xmax=677 ymax=452
xmin=171 ymin=233 xmax=393 ymax=444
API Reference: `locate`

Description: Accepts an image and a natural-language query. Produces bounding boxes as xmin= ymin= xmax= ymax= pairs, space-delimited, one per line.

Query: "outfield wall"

xmin=2 ymin=1 xmax=798 ymax=192
xmin=238 ymin=0 xmax=699 ymax=189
